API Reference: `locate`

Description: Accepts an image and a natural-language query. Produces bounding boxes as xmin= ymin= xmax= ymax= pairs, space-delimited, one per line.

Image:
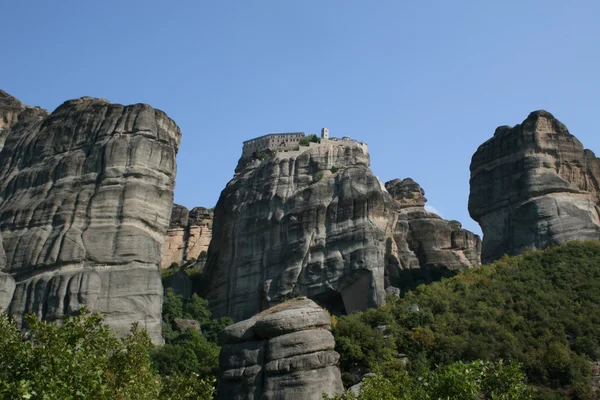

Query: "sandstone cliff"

xmin=385 ymin=178 xmax=481 ymax=290
xmin=162 ymin=204 xmax=213 ymax=269
xmin=0 ymin=91 xmax=181 ymax=342
xmin=217 ymin=297 xmax=344 ymax=400
xmin=469 ymin=110 xmax=600 ymax=263
xmin=202 ymin=139 xmax=481 ymax=321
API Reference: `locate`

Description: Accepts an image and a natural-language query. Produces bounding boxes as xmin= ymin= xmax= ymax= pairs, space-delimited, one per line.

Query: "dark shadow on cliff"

xmin=309 ymin=290 xmax=346 ymax=316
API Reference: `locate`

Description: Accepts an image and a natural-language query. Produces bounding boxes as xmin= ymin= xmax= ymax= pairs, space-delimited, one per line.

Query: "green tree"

xmin=0 ymin=309 xmax=215 ymax=400
xmin=152 ymin=287 xmax=231 ymax=388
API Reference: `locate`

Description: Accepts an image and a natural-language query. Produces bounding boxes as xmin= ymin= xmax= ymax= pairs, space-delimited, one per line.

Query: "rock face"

xmin=202 ymin=139 xmax=481 ymax=321
xmin=0 ymin=92 xmax=181 ymax=342
xmin=164 ymin=270 xmax=194 ymax=300
xmin=385 ymin=178 xmax=481 ymax=290
xmin=0 ymin=90 xmax=49 ymax=152
xmin=162 ymin=204 xmax=213 ymax=269
xmin=203 ymin=140 xmax=394 ymax=320
xmin=0 ymin=231 xmax=15 ymax=310
xmin=469 ymin=110 xmax=600 ymax=263
xmin=217 ymin=297 xmax=344 ymax=400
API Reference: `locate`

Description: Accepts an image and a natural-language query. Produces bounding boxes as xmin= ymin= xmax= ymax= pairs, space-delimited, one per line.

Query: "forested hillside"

xmin=333 ymin=241 xmax=600 ymax=399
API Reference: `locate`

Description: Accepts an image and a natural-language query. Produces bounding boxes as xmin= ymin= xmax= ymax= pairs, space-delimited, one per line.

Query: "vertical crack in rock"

xmin=0 ymin=91 xmax=181 ymax=342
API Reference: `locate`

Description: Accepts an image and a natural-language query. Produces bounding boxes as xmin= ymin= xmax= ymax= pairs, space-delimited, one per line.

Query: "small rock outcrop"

xmin=0 ymin=91 xmax=181 ymax=342
xmin=469 ymin=110 xmax=600 ymax=263
xmin=0 ymin=90 xmax=49 ymax=152
xmin=162 ymin=204 xmax=213 ymax=269
xmin=385 ymin=178 xmax=481 ymax=290
xmin=217 ymin=297 xmax=344 ymax=400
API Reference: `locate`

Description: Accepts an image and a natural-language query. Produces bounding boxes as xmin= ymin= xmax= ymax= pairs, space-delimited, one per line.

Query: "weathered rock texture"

xmin=0 ymin=92 xmax=181 ymax=342
xmin=217 ymin=297 xmax=344 ymax=400
xmin=0 ymin=231 xmax=15 ymax=310
xmin=203 ymin=140 xmax=394 ymax=320
xmin=0 ymin=90 xmax=49 ymax=152
xmin=385 ymin=178 xmax=481 ymax=290
xmin=162 ymin=204 xmax=213 ymax=269
xmin=469 ymin=110 xmax=600 ymax=263
xmin=202 ymin=140 xmax=481 ymax=321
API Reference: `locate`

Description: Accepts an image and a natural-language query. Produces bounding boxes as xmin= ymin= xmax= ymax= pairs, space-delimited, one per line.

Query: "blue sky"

xmin=4 ymin=1 xmax=600 ymax=235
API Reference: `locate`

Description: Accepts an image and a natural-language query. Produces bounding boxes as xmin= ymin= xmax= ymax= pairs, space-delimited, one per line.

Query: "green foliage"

xmin=332 ymin=242 xmax=600 ymax=398
xmin=152 ymin=289 xmax=231 ymax=387
xmin=324 ymin=360 xmax=533 ymax=399
xmin=300 ymin=134 xmax=320 ymax=146
xmin=0 ymin=308 xmax=215 ymax=400
xmin=151 ymin=330 xmax=219 ymax=378
xmin=160 ymin=374 xmax=215 ymax=400
xmin=331 ymin=166 xmax=339 ymax=173
xmin=255 ymin=149 xmax=273 ymax=160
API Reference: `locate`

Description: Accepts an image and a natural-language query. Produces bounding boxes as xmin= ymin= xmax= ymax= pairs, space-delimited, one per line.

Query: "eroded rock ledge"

xmin=0 ymin=91 xmax=181 ymax=342
xmin=217 ymin=297 xmax=344 ymax=400
xmin=469 ymin=110 xmax=600 ymax=263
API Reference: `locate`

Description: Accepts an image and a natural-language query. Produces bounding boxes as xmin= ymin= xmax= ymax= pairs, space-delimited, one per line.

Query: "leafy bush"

xmin=152 ymin=289 xmax=232 ymax=383
xmin=324 ymin=360 xmax=533 ymax=399
xmin=0 ymin=309 xmax=214 ymax=400
xmin=331 ymin=166 xmax=339 ymax=173
xmin=255 ymin=149 xmax=273 ymax=160
xmin=300 ymin=134 xmax=320 ymax=146
xmin=332 ymin=242 xmax=600 ymax=398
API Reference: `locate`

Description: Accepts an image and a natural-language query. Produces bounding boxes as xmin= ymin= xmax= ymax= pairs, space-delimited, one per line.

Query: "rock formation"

xmin=385 ymin=178 xmax=481 ymax=290
xmin=0 ymin=91 xmax=181 ymax=342
xmin=202 ymin=138 xmax=481 ymax=321
xmin=203 ymin=140 xmax=394 ymax=320
xmin=217 ymin=297 xmax=344 ymax=400
xmin=162 ymin=204 xmax=213 ymax=269
xmin=469 ymin=110 xmax=600 ymax=263
xmin=0 ymin=89 xmax=49 ymax=152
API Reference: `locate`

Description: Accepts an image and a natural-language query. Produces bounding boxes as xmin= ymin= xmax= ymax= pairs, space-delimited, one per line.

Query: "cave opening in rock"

xmin=309 ymin=290 xmax=347 ymax=316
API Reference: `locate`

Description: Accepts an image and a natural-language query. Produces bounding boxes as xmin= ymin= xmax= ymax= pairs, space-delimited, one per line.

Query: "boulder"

xmin=0 ymin=92 xmax=181 ymax=342
xmin=216 ymin=298 xmax=344 ymax=400
xmin=469 ymin=110 xmax=600 ymax=262
xmin=173 ymin=318 xmax=201 ymax=333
